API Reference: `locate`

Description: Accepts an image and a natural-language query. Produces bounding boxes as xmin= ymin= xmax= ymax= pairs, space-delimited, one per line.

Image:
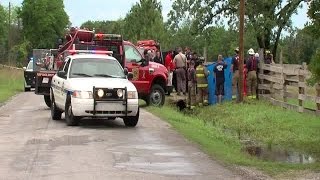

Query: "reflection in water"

xmin=244 ymin=144 xmax=317 ymax=164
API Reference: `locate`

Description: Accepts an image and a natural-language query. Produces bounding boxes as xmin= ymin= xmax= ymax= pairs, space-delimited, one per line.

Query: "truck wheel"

xmin=24 ymin=82 xmax=30 ymax=92
xmin=147 ymin=84 xmax=165 ymax=106
xmin=44 ymin=95 xmax=51 ymax=108
xmin=24 ymin=87 xmax=31 ymax=92
xmin=51 ymin=95 xmax=62 ymax=120
xmin=65 ymin=96 xmax=80 ymax=126
xmin=123 ymin=108 xmax=139 ymax=127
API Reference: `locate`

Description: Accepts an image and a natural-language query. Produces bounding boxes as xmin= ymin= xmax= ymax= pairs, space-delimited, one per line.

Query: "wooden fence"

xmin=258 ymin=63 xmax=320 ymax=116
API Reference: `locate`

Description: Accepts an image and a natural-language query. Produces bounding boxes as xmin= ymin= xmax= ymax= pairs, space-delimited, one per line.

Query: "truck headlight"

xmin=127 ymin=91 xmax=138 ymax=99
xmin=72 ymin=91 xmax=93 ymax=99
xmin=117 ymin=89 xmax=123 ymax=97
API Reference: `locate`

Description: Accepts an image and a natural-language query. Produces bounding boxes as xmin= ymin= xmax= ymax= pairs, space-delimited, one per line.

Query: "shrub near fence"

xmin=258 ymin=62 xmax=320 ymax=116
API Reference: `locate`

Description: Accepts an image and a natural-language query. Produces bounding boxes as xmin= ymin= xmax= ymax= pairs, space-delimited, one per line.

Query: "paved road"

xmin=0 ymin=92 xmax=243 ymax=180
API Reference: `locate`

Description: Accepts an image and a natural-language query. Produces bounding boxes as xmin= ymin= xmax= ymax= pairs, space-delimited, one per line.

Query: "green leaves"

xmin=19 ymin=0 xmax=69 ymax=49
xmin=123 ymin=0 xmax=167 ymax=44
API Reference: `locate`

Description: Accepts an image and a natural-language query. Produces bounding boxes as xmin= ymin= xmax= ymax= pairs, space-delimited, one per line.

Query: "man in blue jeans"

xmin=214 ymin=55 xmax=227 ymax=104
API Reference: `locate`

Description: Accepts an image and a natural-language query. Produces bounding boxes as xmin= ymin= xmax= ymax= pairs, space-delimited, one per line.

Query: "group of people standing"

xmin=164 ymin=47 xmax=222 ymax=109
xmin=231 ymin=47 xmax=275 ymax=100
xmin=164 ymin=46 xmax=274 ymax=109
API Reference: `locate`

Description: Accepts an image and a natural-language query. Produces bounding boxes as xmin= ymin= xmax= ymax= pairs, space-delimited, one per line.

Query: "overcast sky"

xmin=1 ymin=0 xmax=309 ymax=28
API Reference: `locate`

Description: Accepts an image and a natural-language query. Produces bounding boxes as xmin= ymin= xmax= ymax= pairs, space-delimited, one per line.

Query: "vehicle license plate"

xmin=42 ymin=77 xmax=49 ymax=84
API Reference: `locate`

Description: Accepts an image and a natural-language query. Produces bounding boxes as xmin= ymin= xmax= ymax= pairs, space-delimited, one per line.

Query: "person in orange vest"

xmin=196 ymin=58 xmax=209 ymax=106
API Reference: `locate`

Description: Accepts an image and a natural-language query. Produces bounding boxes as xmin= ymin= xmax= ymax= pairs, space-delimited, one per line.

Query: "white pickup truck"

xmin=50 ymin=52 xmax=139 ymax=127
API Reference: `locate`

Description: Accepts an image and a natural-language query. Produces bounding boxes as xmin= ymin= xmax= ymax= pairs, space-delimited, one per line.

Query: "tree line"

xmin=0 ymin=0 xmax=319 ymax=83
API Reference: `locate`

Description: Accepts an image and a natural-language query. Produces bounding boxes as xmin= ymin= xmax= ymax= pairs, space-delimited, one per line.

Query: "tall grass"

xmin=146 ymin=100 xmax=320 ymax=176
xmin=0 ymin=67 xmax=24 ymax=103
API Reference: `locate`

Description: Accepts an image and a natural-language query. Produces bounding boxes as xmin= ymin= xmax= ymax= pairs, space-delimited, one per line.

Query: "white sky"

xmin=1 ymin=0 xmax=310 ymax=28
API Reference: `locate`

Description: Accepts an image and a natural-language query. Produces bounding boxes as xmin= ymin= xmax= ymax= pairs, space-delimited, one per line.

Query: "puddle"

xmin=244 ymin=144 xmax=317 ymax=164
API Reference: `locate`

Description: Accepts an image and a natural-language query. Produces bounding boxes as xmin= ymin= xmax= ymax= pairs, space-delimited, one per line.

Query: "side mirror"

xmin=57 ymin=71 xmax=66 ymax=78
xmin=23 ymin=67 xmax=26 ymax=71
xmin=127 ymin=72 xmax=134 ymax=80
xmin=124 ymin=68 xmax=129 ymax=76
xmin=141 ymin=58 xmax=149 ymax=67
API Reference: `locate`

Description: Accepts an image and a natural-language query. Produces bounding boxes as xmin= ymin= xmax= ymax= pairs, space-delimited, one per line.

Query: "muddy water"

xmin=244 ymin=145 xmax=317 ymax=164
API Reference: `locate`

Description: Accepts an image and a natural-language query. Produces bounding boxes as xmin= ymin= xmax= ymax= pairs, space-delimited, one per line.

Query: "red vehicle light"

xmin=68 ymin=50 xmax=113 ymax=55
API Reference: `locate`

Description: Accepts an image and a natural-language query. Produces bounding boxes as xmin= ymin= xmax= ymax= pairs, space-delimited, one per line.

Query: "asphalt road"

xmin=0 ymin=92 xmax=244 ymax=180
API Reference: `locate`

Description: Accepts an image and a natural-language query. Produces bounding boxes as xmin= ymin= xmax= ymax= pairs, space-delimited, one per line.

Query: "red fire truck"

xmin=34 ymin=28 xmax=168 ymax=107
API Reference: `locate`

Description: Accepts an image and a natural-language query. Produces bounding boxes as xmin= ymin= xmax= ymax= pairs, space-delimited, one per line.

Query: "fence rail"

xmin=258 ymin=63 xmax=320 ymax=116
xmin=0 ymin=64 xmax=23 ymax=70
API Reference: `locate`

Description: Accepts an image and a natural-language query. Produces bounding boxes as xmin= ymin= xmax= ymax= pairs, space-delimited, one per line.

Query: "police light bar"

xmin=94 ymin=33 xmax=122 ymax=41
xmin=68 ymin=50 xmax=113 ymax=55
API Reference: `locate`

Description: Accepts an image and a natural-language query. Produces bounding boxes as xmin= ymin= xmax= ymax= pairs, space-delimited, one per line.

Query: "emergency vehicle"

xmin=50 ymin=51 xmax=139 ymax=126
xmin=33 ymin=28 xmax=168 ymax=107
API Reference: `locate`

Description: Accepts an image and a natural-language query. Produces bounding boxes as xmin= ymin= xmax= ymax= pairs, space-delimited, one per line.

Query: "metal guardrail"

xmin=0 ymin=64 xmax=23 ymax=70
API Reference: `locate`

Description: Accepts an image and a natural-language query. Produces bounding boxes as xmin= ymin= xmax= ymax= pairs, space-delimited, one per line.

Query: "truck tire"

xmin=65 ymin=96 xmax=80 ymax=126
xmin=123 ymin=108 xmax=139 ymax=127
xmin=146 ymin=84 xmax=165 ymax=106
xmin=44 ymin=95 xmax=51 ymax=108
xmin=51 ymin=95 xmax=62 ymax=120
xmin=24 ymin=87 xmax=31 ymax=92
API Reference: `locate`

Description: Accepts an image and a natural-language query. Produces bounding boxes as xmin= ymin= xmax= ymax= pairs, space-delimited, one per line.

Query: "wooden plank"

xmin=286 ymin=78 xmax=299 ymax=83
xmin=259 ymin=64 xmax=283 ymax=73
xmin=259 ymin=74 xmax=284 ymax=84
xmin=285 ymin=92 xmax=298 ymax=99
xmin=298 ymin=94 xmax=305 ymax=101
xmin=298 ymin=82 xmax=306 ymax=88
xmin=258 ymin=84 xmax=270 ymax=91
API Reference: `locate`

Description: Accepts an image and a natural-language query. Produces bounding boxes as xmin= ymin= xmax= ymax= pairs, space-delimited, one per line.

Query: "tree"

xmin=81 ymin=20 xmax=125 ymax=34
xmin=123 ymin=0 xmax=167 ymax=45
xmin=0 ymin=4 xmax=7 ymax=60
xmin=168 ymin=0 xmax=309 ymax=59
xmin=19 ymin=0 xmax=69 ymax=49
xmin=307 ymin=0 xmax=320 ymax=38
xmin=307 ymin=0 xmax=320 ymax=84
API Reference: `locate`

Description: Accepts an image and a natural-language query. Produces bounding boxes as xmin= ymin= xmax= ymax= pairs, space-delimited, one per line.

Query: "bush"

xmin=308 ymin=48 xmax=320 ymax=85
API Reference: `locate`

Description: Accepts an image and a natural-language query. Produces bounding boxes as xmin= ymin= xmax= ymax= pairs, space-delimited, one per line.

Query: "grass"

xmin=0 ymin=67 xmax=24 ymax=103
xmin=145 ymin=99 xmax=320 ymax=176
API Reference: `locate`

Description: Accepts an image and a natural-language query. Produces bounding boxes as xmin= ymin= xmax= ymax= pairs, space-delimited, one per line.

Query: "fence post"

xmin=316 ymin=83 xmax=320 ymax=115
xmin=279 ymin=50 xmax=287 ymax=102
xmin=298 ymin=62 xmax=307 ymax=113
xmin=258 ymin=48 xmax=265 ymax=96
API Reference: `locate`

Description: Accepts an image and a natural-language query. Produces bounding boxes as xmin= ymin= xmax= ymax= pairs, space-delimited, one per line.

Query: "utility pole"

xmin=8 ymin=2 xmax=11 ymax=65
xmin=238 ymin=0 xmax=245 ymax=102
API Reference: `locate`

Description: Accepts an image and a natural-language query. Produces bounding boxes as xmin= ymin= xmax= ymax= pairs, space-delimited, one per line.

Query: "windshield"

xmin=27 ymin=60 xmax=33 ymax=70
xmin=69 ymin=58 xmax=125 ymax=78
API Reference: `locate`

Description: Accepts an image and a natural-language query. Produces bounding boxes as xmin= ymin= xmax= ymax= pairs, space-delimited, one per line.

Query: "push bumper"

xmin=72 ymin=98 xmax=139 ymax=117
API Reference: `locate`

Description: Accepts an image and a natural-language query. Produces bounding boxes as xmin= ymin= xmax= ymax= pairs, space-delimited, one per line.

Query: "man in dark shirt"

xmin=214 ymin=55 xmax=227 ymax=104
xmin=246 ymin=48 xmax=258 ymax=98
xmin=187 ymin=60 xmax=196 ymax=109
xmin=153 ymin=50 xmax=162 ymax=64
xmin=232 ymin=47 xmax=240 ymax=100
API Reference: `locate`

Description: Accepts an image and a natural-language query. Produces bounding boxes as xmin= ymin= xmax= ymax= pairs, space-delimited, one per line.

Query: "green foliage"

xmin=123 ymin=0 xmax=167 ymax=45
xmin=308 ymin=48 xmax=320 ymax=85
xmin=307 ymin=0 xmax=320 ymax=38
xmin=281 ymin=28 xmax=320 ymax=64
xmin=19 ymin=0 xmax=69 ymax=49
xmin=81 ymin=20 xmax=125 ymax=35
xmin=168 ymin=0 xmax=308 ymax=59
xmin=9 ymin=40 xmax=31 ymax=67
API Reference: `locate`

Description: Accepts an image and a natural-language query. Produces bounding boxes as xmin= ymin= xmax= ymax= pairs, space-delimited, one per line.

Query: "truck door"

xmin=54 ymin=58 xmax=71 ymax=107
xmin=124 ymin=44 xmax=149 ymax=92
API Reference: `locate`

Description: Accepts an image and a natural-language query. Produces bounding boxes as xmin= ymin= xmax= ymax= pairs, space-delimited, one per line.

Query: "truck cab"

xmin=123 ymin=41 xmax=168 ymax=106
